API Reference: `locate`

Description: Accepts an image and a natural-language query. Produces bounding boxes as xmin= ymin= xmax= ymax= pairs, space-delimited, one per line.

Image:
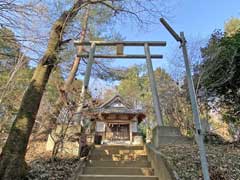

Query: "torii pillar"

xmin=144 ymin=43 xmax=192 ymax=148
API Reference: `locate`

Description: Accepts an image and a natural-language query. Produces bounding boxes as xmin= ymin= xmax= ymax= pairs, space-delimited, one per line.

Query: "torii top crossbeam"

xmin=74 ymin=41 xmax=166 ymax=46
xmin=74 ymin=41 xmax=166 ymax=59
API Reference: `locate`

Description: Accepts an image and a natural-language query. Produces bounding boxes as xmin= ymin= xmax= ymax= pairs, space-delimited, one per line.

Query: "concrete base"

xmin=133 ymin=136 xmax=144 ymax=145
xmin=46 ymin=124 xmax=94 ymax=156
xmin=152 ymin=126 xmax=193 ymax=148
xmin=46 ymin=134 xmax=80 ymax=156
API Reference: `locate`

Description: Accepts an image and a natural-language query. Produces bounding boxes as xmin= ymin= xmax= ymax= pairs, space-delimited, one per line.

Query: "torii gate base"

xmin=152 ymin=126 xmax=193 ymax=148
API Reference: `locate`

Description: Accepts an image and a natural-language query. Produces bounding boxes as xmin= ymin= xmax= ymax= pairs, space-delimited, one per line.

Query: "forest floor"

xmin=1 ymin=135 xmax=239 ymax=180
xmin=24 ymin=140 xmax=240 ymax=180
xmin=160 ymin=144 xmax=240 ymax=180
xmin=25 ymin=141 xmax=80 ymax=180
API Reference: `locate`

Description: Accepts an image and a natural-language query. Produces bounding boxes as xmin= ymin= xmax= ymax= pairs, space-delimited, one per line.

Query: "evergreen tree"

xmin=200 ymin=28 xmax=240 ymax=131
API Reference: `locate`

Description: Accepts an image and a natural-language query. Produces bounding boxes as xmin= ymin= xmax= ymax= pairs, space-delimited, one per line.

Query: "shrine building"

xmin=91 ymin=95 xmax=146 ymax=144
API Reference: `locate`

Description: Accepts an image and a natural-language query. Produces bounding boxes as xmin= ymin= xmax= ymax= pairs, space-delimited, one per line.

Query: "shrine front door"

xmin=106 ymin=123 xmax=130 ymax=141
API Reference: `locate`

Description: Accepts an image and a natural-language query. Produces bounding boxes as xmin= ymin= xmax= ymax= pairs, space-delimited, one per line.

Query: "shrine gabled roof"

xmin=80 ymin=95 xmax=146 ymax=121
xmin=92 ymin=94 xmax=145 ymax=116
xmin=99 ymin=94 xmax=132 ymax=109
xmin=93 ymin=107 xmax=144 ymax=114
xmin=83 ymin=95 xmax=146 ymax=119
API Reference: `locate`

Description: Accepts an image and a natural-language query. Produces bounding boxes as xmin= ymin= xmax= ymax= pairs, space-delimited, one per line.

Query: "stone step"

xmin=89 ymin=154 xmax=148 ymax=161
xmin=77 ymin=175 xmax=158 ymax=180
xmin=87 ymin=160 xmax=151 ymax=168
xmin=83 ymin=167 xmax=154 ymax=176
xmin=92 ymin=149 xmax=146 ymax=155
xmin=95 ymin=145 xmax=144 ymax=151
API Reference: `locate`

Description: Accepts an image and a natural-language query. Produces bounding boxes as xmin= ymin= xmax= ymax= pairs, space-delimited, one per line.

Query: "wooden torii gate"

xmin=74 ymin=41 xmax=166 ymax=127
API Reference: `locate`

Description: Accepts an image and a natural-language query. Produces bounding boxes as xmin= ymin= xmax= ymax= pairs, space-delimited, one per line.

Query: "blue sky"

xmin=90 ymin=0 xmax=240 ymax=96
xmin=111 ymin=0 xmax=240 ymax=68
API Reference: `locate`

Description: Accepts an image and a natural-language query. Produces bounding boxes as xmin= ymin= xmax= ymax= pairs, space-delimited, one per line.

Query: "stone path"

xmin=77 ymin=145 xmax=158 ymax=180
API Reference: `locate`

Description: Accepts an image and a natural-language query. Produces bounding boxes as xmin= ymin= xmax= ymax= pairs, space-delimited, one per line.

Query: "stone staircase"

xmin=78 ymin=145 xmax=158 ymax=180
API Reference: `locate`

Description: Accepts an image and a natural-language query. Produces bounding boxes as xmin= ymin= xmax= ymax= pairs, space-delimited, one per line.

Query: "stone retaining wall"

xmin=145 ymin=143 xmax=178 ymax=180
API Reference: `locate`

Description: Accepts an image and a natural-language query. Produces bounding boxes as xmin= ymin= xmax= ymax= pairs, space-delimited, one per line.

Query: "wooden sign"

xmin=131 ymin=121 xmax=138 ymax=132
xmin=116 ymin=44 xmax=124 ymax=55
xmin=96 ymin=121 xmax=105 ymax=132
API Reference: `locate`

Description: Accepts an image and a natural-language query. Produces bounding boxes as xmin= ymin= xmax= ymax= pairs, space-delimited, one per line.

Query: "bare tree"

xmin=43 ymin=5 xmax=91 ymax=135
xmin=0 ymin=1 xmax=87 ymax=179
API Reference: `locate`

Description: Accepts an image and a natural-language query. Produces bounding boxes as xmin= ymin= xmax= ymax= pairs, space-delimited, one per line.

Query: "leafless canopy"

xmin=0 ymin=0 xmax=38 ymax=28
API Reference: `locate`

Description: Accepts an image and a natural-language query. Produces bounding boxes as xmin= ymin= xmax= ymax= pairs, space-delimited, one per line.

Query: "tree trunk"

xmin=0 ymin=1 xmax=84 ymax=179
xmin=64 ymin=5 xmax=90 ymax=91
